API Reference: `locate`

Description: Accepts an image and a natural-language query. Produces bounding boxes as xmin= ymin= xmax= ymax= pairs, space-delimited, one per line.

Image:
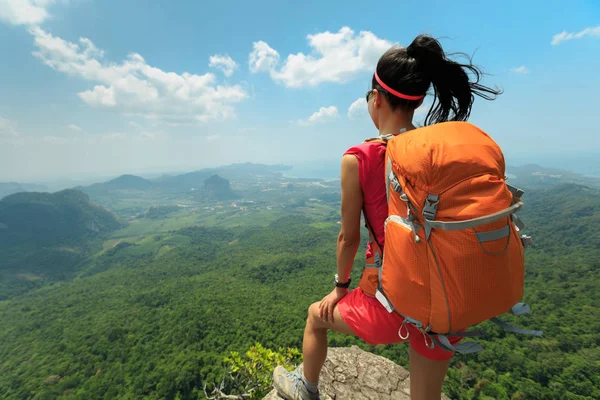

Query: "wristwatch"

xmin=334 ymin=274 xmax=351 ymax=289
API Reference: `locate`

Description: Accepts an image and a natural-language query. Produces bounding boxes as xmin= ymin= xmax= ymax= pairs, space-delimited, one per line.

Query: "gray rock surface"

xmin=264 ymin=345 xmax=448 ymax=399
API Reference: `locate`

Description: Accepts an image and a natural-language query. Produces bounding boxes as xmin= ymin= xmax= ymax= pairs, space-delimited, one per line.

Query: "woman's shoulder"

xmin=344 ymin=140 xmax=387 ymax=162
xmin=344 ymin=139 xmax=384 ymax=155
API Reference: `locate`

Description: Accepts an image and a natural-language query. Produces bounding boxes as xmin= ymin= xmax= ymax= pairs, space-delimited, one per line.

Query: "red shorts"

xmin=337 ymin=288 xmax=462 ymax=361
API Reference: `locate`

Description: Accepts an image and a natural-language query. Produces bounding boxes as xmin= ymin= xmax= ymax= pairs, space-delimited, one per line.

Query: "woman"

xmin=273 ymin=34 xmax=502 ymax=400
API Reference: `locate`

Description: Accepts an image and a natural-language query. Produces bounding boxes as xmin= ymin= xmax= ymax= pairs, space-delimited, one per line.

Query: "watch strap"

xmin=334 ymin=274 xmax=351 ymax=288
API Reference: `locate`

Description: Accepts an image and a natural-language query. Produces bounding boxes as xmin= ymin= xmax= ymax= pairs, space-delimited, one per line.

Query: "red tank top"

xmin=344 ymin=140 xmax=388 ymax=259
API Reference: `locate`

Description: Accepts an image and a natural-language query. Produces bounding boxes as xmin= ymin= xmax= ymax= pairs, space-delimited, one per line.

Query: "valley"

xmin=0 ymin=163 xmax=598 ymax=399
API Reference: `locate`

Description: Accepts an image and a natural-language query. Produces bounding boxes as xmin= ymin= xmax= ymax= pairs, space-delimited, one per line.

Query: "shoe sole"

xmin=276 ymin=391 xmax=319 ymax=400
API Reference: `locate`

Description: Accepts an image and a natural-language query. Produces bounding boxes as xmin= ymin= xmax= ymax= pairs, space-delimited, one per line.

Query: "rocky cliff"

xmin=203 ymin=174 xmax=239 ymax=201
xmin=264 ymin=346 xmax=448 ymax=400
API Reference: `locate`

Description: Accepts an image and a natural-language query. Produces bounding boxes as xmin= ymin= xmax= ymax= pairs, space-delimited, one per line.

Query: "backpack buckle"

xmin=507 ymin=184 xmax=525 ymax=199
xmin=422 ymin=194 xmax=439 ymax=220
xmin=374 ymin=252 xmax=382 ymax=267
xmin=521 ymin=235 xmax=533 ymax=247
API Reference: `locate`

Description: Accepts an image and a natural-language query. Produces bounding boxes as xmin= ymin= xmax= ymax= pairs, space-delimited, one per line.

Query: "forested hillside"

xmin=0 ymin=184 xmax=597 ymax=399
xmin=0 ymin=189 xmax=122 ymax=300
xmin=0 ymin=189 xmax=121 ymax=245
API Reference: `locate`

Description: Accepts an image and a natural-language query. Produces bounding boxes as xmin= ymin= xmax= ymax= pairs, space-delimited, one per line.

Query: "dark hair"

xmin=372 ymin=34 xmax=502 ymax=125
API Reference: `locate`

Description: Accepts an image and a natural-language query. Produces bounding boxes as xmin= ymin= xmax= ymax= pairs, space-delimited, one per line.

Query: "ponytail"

xmin=373 ymin=35 xmax=502 ymax=125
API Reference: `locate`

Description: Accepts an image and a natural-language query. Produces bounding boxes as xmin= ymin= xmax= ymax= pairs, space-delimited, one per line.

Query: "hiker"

xmin=273 ymin=34 xmax=506 ymax=400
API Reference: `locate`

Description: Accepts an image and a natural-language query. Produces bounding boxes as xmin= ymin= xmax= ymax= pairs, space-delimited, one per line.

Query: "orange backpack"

xmin=360 ymin=121 xmax=542 ymax=353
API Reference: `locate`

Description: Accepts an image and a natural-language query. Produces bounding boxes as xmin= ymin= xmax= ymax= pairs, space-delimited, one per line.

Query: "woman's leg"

xmin=408 ymin=345 xmax=452 ymax=400
xmin=302 ymin=301 xmax=356 ymax=382
xmin=273 ymin=301 xmax=356 ymax=399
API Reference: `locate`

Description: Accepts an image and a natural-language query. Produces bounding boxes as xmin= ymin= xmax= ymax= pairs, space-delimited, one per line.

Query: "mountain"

xmin=0 ymin=189 xmax=122 ymax=299
xmin=0 ymin=189 xmax=121 ymax=246
xmin=156 ymin=163 xmax=291 ymax=191
xmin=202 ymin=174 xmax=239 ymax=201
xmin=155 ymin=170 xmax=214 ymax=191
xmin=0 ymin=182 xmax=48 ymax=200
xmin=74 ymin=174 xmax=160 ymax=218
xmin=104 ymin=174 xmax=154 ymax=190
xmin=78 ymin=174 xmax=154 ymax=193
xmin=507 ymin=164 xmax=600 ymax=189
xmin=507 ymin=152 xmax=600 ymax=179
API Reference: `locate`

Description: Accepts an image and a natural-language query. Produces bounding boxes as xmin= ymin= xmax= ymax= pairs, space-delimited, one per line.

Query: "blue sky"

xmin=0 ymin=0 xmax=599 ymax=182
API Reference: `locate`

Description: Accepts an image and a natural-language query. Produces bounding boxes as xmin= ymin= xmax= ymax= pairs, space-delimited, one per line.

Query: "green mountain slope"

xmin=77 ymin=174 xmax=154 ymax=193
xmin=201 ymin=175 xmax=239 ymax=201
xmin=0 ymin=189 xmax=121 ymax=245
xmin=0 ymin=184 xmax=597 ymax=399
xmin=0 ymin=189 xmax=122 ymax=299
xmin=105 ymin=174 xmax=155 ymax=190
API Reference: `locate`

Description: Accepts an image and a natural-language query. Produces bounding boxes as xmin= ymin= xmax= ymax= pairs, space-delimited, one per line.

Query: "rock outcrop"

xmin=264 ymin=346 xmax=447 ymax=399
xmin=203 ymin=174 xmax=239 ymax=201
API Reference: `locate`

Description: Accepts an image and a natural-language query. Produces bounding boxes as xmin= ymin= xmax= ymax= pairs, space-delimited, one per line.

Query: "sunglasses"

xmin=365 ymin=88 xmax=389 ymax=102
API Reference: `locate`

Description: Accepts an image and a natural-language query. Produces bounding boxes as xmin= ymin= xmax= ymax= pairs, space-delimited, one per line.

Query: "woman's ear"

xmin=373 ymin=89 xmax=382 ymax=108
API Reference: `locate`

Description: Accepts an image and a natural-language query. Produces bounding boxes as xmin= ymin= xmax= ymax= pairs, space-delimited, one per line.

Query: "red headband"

xmin=374 ymin=71 xmax=425 ymax=101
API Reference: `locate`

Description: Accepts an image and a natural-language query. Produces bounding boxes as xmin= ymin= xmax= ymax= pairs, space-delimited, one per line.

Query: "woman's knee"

xmin=307 ymin=302 xmax=320 ymax=322
xmin=307 ymin=301 xmax=329 ymax=330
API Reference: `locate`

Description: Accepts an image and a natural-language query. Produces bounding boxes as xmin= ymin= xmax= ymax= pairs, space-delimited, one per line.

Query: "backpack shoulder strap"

xmin=364 ymin=214 xmax=383 ymax=253
xmin=363 ymin=133 xmax=395 ymax=144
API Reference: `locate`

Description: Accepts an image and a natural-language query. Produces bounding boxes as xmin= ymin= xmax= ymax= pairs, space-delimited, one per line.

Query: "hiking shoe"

xmin=273 ymin=366 xmax=320 ymax=400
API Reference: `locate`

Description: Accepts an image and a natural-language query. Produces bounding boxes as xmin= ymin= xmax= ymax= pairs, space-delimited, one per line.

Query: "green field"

xmin=111 ymin=202 xmax=339 ymax=239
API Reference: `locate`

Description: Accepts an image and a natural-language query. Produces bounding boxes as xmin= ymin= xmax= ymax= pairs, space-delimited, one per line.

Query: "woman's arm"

xmin=336 ymin=154 xmax=363 ymax=283
xmin=320 ymin=154 xmax=363 ymax=322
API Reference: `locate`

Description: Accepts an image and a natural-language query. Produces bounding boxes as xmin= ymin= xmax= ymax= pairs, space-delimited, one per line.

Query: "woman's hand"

xmin=319 ymin=287 xmax=348 ymax=322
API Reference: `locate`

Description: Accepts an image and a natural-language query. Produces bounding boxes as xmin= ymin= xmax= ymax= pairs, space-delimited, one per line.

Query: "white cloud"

xmin=249 ymin=41 xmax=280 ymax=73
xmin=206 ymin=134 xmax=220 ymax=142
xmin=250 ymin=27 xmax=393 ymax=88
xmin=511 ymin=66 xmax=530 ymax=74
xmin=79 ymin=85 xmax=116 ymax=107
xmin=552 ymin=26 xmax=600 ymax=45
xmin=209 ymin=54 xmax=238 ymax=77
xmin=67 ymin=123 xmax=82 ymax=131
xmin=29 ymin=28 xmax=248 ymax=123
xmin=297 ymin=106 xmax=338 ymax=126
xmin=0 ymin=0 xmax=56 ymax=26
xmin=348 ymin=97 xmax=367 ymax=119
xmin=0 ymin=116 xmax=20 ymax=137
